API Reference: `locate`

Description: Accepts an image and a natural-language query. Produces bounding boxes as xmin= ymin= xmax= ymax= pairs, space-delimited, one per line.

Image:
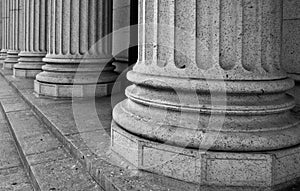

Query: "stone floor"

xmin=0 ymin=67 xmax=299 ymax=190
xmin=0 ymin=98 xmax=33 ymax=190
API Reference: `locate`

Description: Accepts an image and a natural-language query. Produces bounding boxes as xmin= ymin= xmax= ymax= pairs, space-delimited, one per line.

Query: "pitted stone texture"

xmin=35 ymin=0 xmax=116 ymax=98
xmin=34 ymin=80 xmax=120 ymax=98
xmin=14 ymin=0 xmax=47 ymax=78
xmin=283 ymin=0 xmax=300 ymax=19
xmin=282 ymin=19 xmax=300 ymax=74
xmin=13 ymin=68 xmax=42 ymax=78
xmin=112 ymin=122 xmax=300 ymax=189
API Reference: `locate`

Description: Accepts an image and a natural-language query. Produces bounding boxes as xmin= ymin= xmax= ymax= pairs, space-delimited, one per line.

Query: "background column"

xmin=282 ymin=0 xmax=300 ymax=106
xmin=34 ymin=0 xmax=119 ymax=98
xmin=0 ymin=0 xmax=9 ymax=64
xmin=14 ymin=0 xmax=47 ymax=78
xmin=3 ymin=0 xmax=21 ymax=69
xmin=112 ymin=0 xmax=300 ymax=188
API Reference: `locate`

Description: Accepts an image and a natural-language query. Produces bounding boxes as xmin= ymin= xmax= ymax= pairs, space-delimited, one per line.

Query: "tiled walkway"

xmin=0 ymin=98 xmax=33 ymax=190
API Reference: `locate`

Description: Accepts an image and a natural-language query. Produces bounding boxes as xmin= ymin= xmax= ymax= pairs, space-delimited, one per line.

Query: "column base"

xmin=3 ymin=50 xmax=19 ymax=69
xmin=34 ymin=80 xmax=121 ymax=98
xmin=0 ymin=49 xmax=7 ymax=64
xmin=13 ymin=51 xmax=46 ymax=78
xmin=13 ymin=69 xmax=42 ymax=78
xmin=111 ymin=121 xmax=300 ymax=189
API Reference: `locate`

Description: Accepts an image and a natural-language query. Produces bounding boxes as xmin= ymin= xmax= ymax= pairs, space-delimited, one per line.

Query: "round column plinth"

xmin=34 ymin=80 xmax=120 ymax=99
xmin=112 ymin=121 xmax=300 ymax=189
xmin=34 ymin=57 xmax=120 ymax=98
xmin=3 ymin=50 xmax=19 ymax=69
xmin=13 ymin=52 xmax=46 ymax=78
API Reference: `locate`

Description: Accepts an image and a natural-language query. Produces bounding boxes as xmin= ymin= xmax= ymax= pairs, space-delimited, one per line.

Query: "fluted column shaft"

xmin=112 ymin=0 xmax=300 ymax=188
xmin=0 ymin=0 xmax=9 ymax=63
xmin=14 ymin=0 xmax=47 ymax=78
xmin=3 ymin=0 xmax=22 ymax=69
xmin=34 ymin=0 xmax=118 ymax=98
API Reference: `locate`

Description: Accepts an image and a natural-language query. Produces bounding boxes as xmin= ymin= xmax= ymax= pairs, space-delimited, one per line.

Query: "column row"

xmin=0 ymin=0 xmax=122 ymax=98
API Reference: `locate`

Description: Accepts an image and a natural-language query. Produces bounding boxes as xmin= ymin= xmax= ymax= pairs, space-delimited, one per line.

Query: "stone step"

xmin=0 ymin=102 xmax=34 ymax=191
xmin=0 ymin=70 xmax=200 ymax=191
xmin=0 ymin=74 xmax=103 ymax=191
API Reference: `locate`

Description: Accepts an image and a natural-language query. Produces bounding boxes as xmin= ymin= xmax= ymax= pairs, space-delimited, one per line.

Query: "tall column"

xmin=282 ymin=0 xmax=300 ymax=106
xmin=14 ymin=0 xmax=47 ymax=78
xmin=34 ymin=0 xmax=119 ymax=98
xmin=112 ymin=0 xmax=300 ymax=188
xmin=0 ymin=0 xmax=9 ymax=63
xmin=3 ymin=0 xmax=21 ymax=69
xmin=0 ymin=0 xmax=2 ymax=60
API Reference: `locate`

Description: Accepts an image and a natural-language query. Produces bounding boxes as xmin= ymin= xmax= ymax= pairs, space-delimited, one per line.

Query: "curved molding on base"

xmin=3 ymin=50 xmax=19 ymax=69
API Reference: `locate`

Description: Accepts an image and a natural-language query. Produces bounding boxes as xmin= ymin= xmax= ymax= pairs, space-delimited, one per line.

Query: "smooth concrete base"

xmin=34 ymin=80 xmax=121 ymax=98
xmin=111 ymin=121 xmax=300 ymax=189
xmin=13 ymin=68 xmax=42 ymax=78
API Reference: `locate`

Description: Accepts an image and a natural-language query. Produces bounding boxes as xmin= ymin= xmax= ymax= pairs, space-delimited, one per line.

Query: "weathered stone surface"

xmin=112 ymin=0 xmax=300 ymax=189
xmin=13 ymin=0 xmax=47 ymax=78
xmin=0 ymin=97 xmax=30 ymax=112
xmin=0 ymin=0 xmax=8 ymax=63
xmin=0 ymin=140 xmax=22 ymax=169
xmin=0 ymin=167 xmax=33 ymax=191
xmin=0 ymin=73 xmax=103 ymax=190
xmin=34 ymin=0 xmax=119 ymax=98
xmin=3 ymin=0 xmax=23 ymax=69
xmin=112 ymin=122 xmax=300 ymax=189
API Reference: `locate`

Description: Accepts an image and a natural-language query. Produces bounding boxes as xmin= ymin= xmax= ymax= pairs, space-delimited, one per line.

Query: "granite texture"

xmin=112 ymin=0 xmax=300 ymax=189
xmin=0 ymin=73 xmax=103 ymax=190
xmin=34 ymin=0 xmax=119 ymax=98
xmin=13 ymin=0 xmax=47 ymax=78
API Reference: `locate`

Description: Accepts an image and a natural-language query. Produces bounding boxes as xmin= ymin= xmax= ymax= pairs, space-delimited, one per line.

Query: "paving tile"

xmin=20 ymin=133 xmax=62 ymax=156
xmin=6 ymin=110 xmax=48 ymax=138
xmin=31 ymin=158 xmax=100 ymax=191
xmin=0 ymin=140 xmax=22 ymax=169
xmin=0 ymin=167 xmax=32 ymax=189
xmin=27 ymin=147 xmax=69 ymax=166
xmin=0 ymin=97 xmax=30 ymax=113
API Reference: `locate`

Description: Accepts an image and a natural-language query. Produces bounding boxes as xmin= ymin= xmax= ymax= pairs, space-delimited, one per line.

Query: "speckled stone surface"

xmin=0 ymin=100 xmax=33 ymax=191
xmin=34 ymin=0 xmax=119 ymax=98
xmin=13 ymin=0 xmax=47 ymax=78
xmin=112 ymin=0 xmax=300 ymax=189
xmin=2 ymin=64 xmax=300 ymax=190
xmin=282 ymin=0 xmax=300 ymax=106
xmin=0 ymin=73 xmax=103 ymax=190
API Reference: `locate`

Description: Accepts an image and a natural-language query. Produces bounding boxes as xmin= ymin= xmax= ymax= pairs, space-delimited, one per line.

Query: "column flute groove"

xmin=4 ymin=0 xmax=22 ymax=69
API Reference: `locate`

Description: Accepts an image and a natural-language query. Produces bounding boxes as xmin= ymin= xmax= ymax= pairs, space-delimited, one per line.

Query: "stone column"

xmin=0 ymin=0 xmax=2 ymax=60
xmin=3 ymin=0 xmax=21 ymax=69
xmin=14 ymin=0 xmax=47 ymax=78
xmin=0 ymin=0 xmax=9 ymax=63
xmin=112 ymin=0 xmax=300 ymax=188
xmin=34 ymin=0 xmax=119 ymax=98
xmin=282 ymin=0 xmax=300 ymax=106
